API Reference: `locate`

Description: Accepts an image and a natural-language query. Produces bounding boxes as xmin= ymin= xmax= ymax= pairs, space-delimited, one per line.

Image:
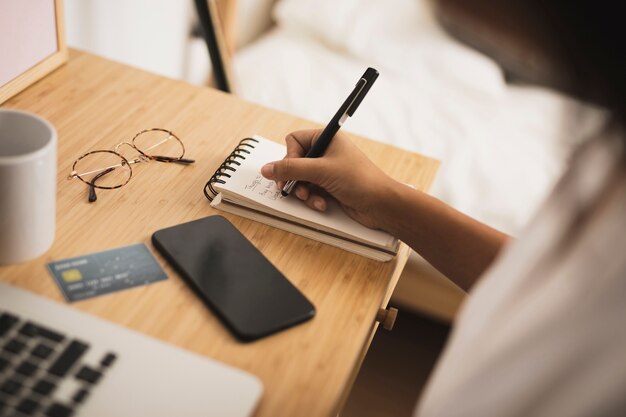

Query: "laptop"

xmin=0 ymin=283 xmax=262 ymax=417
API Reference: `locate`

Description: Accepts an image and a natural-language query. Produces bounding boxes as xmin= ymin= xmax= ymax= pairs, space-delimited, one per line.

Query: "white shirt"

xmin=416 ymin=128 xmax=626 ymax=417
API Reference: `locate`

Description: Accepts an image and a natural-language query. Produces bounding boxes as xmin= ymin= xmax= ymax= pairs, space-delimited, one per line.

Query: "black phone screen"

xmin=152 ymin=215 xmax=315 ymax=342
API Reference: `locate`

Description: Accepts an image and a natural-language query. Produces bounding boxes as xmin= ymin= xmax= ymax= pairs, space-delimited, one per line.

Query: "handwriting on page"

xmin=245 ymin=174 xmax=282 ymax=201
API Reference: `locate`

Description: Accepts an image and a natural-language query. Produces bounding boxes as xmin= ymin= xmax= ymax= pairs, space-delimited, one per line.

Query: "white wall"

xmin=65 ymin=0 xmax=194 ymax=80
xmin=64 ymin=0 xmax=277 ymax=84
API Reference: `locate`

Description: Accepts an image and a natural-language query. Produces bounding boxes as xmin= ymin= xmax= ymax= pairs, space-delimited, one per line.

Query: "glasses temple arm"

xmin=87 ymin=167 xmax=116 ymax=203
xmin=151 ymin=155 xmax=195 ymax=164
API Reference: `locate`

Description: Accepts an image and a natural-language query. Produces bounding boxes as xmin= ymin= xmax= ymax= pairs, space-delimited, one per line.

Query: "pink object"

xmin=0 ymin=0 xmax=58 ymax=86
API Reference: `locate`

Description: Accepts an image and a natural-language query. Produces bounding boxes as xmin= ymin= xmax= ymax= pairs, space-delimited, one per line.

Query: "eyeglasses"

xmin=67 ymin=128 xmax=194 ymax=202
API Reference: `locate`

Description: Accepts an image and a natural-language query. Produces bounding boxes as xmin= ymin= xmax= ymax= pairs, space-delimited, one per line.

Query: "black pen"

xmin=281 ymin=67 xmax=379 ymax=197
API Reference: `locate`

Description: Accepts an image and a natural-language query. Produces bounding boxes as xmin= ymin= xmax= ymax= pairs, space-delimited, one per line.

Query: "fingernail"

xmin=314 ymin=199 xmax=325 ymax=211
xmin=261 ymin=163 xmax=274 ymax=177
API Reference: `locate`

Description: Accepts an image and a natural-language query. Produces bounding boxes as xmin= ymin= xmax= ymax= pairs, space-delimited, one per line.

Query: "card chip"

xmin=62 ymin=269 xmax=82 ymax=282
xmin=47 ymin=243 xmax=167 ymax=302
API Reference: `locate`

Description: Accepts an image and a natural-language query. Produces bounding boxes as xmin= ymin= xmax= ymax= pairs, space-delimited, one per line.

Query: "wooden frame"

xmin=194 ymin=0 xmax=237 ymax=93
xmin=0 ymin=0 xmax=68 ymax=104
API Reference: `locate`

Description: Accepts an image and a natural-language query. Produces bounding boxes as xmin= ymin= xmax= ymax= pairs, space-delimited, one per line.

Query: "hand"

xmin=262 ymin=129 xmax=509 ymax=291
xmin=261 ymin=129 xmax=393 ymax=229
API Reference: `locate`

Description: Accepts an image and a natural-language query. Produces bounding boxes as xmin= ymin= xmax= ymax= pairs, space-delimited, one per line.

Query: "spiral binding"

xmin=203 ymin=137 xmax=259 ymax=201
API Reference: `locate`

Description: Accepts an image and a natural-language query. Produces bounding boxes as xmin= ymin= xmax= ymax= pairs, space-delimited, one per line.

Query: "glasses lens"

xmin=74 ymin=151 xmax=131 ymax=189
xmin=133 ymin=129 xmax=184 ymax=159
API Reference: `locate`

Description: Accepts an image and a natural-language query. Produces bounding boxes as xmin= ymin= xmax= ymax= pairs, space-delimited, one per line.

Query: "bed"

xmin=209 ymin=0 xmax=606 ymax=320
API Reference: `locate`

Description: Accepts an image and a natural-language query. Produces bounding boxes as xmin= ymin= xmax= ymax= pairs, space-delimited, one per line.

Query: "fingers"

xmin=305 ymin=193 xmax=327 ymax=211
xmin=295 ymin=184 xmax=310 ymax=200
xmin=261 ymin=156 xmax=324 ymax=184
xmin=284 ymin=129 xmax=322 ymax=158
xmin=261 ymin=128 xmax=330 ymax=212
xmin=294 ymin=184 xmax=326 ymax=211
xmin=275 ymin=129 xmax=323 ymax=189
xmin=260 ymin=160 xmax=327 ymax=211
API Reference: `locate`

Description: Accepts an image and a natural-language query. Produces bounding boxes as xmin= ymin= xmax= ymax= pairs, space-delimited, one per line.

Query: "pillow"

xmin=273 ymin=0 xmax=438 ymax=54
xmin=272 ymin=0 xmax=506 ymax=97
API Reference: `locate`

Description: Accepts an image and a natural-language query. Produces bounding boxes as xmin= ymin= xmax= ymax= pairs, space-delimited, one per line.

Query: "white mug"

xmin=0 ymin=109 xmax=57 ymax=264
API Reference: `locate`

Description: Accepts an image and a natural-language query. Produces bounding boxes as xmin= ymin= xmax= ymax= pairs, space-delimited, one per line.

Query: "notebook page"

xmin=214 ymin=136 xmax=396 ymax=248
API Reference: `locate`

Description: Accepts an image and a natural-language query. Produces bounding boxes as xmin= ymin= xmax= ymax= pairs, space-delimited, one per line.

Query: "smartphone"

xmin=152 ymin=215 xmax=315 ymax=342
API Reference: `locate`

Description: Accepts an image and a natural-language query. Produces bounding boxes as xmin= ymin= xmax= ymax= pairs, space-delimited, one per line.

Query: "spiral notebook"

xmin=204 ymin=136 xmax=400 ymax=261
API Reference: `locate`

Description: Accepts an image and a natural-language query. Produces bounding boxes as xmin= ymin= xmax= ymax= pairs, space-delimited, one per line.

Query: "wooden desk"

xmin=0 ymin=50 xmax=439 ymax=417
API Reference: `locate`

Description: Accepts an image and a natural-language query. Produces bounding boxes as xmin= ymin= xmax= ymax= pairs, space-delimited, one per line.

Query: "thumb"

xmin=261 ymin=157 xmax=325 ymax=184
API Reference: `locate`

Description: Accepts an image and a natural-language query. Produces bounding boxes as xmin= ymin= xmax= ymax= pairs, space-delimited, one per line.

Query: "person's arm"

xmin=261 ymin=129 xmax=509 ymax=291
xmin=378 ymin=182 xmax=509 ymax=291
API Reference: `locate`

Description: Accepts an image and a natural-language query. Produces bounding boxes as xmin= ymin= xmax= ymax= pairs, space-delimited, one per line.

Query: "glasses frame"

xmin=67 ymin=128 xmax=194 ymax=202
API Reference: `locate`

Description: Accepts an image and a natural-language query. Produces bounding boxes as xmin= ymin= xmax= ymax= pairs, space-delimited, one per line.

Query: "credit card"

xmin=47 ymin=243 xmax=167 ymax=302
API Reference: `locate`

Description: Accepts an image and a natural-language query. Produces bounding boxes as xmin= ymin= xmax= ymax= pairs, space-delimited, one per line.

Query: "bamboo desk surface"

xmin=0 ymin=50 xmax=439 ymax=417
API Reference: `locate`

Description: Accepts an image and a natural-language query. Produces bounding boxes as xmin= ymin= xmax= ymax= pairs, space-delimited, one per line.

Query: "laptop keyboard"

xmin=0 ymin=311 xmax=117 ymax=417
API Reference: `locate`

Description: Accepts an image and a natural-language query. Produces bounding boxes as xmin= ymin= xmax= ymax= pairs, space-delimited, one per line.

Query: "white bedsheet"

xmin=234 ymin=0 xmax=605 ymax=235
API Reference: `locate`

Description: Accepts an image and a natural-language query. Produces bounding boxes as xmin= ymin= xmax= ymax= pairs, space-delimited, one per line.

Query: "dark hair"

xmin=437 ymin=1 xmax=625 ymax=274
xmin=437 ymin=0 xmax=626 ymax=151
xmin=539 ymin=1 xmax=626 ymax=121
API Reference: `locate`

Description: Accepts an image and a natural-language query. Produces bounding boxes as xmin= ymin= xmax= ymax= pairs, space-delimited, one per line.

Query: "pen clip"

xmin=339 ymin=78 xmax=368 ymax=126
xmin=341 ymin=67 xmax=379 ymax=124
